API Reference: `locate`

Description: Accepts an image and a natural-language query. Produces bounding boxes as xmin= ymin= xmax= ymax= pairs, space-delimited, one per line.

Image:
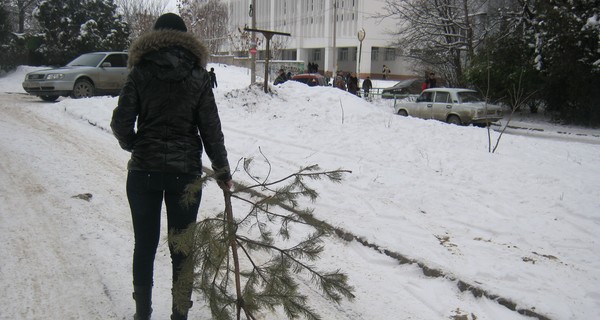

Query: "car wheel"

xmin=71 ymin=79 xmax=94 ymax=98
xmin=40 ymin=95 xmax=59 ymax=102
xmin=397 ymin=109 xmax=408 ymax=117
xmin=447 ymin=115 xmax=462 ymax=125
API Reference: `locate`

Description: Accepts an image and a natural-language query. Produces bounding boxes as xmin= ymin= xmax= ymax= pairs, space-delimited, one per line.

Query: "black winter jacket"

xmin=110 ymin=29 xmax=230 ymax=181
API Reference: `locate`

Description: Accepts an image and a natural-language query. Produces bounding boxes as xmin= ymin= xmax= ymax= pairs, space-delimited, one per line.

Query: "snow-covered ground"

xmin=1 ymin=65 xmax=599 ymax=320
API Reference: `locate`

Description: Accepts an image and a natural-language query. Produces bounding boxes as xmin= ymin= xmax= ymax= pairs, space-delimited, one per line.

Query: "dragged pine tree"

xmin=171 ymin=158 xmax=355 ymax=320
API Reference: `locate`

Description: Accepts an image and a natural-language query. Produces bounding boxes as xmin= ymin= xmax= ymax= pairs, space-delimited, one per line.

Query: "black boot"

xmin=170 ymin=288 xmax=193 ymax=320
xmin=133 ymin=285 xmax=152 ymax=320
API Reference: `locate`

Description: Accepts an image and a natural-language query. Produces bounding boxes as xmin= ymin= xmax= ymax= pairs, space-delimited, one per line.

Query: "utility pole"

xmin=250 ymin=0 xmax=257 ymax=85
xmin=332 ymin=0 xmax=337 ymax=77
xmin=357 ymin=28 xmax=365 ymax=77
xmin=244 ymin=28 xmax=291 ymax=93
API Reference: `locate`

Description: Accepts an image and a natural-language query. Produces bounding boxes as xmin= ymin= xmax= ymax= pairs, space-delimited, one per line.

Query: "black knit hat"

xmin=154 ymin=13 xmax=187 ymax=32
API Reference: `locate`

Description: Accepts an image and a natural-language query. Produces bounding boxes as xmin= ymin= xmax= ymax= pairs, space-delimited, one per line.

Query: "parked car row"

xmin=22 ymin=55 xmax=502 ymax=126
xmin=286 ymin=74 xmax=503 ymax=126
xmin=22 ymin=52 xmax=129 ymax=101
xmin=278 ymin=72 xmax=503 ymax=126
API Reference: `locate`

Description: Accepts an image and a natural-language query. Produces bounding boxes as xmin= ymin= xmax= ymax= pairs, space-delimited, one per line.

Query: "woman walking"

xmin=111 ymin=13 xmax=232 ymax=320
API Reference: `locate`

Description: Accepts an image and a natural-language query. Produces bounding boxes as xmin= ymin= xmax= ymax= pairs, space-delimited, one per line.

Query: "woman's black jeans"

xmin=126 ymin=170 xmax=202 ymax=287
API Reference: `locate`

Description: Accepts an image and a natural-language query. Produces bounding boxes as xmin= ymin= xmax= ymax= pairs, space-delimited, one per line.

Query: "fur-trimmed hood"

xmin=127 ymin=29 xmax=209 ymax=69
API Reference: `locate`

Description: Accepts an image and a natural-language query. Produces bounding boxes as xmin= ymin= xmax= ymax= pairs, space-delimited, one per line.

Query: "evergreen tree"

xmin=0 ymin=2 xmax=11 ymax=44
xmin=464 ymin=0 xmax=599 ymax=125
xmin=527 ymin=0 xmax=600 ymax=125
xmin=0 ymin=2 xmax=19 ymax=71
xmin=34 ymin=0 xmax=129 ymax=65
xmin=171 ymin=160 xmax=355 ymax=320
xmin=465 ymin=31 xmax=542 ymax=112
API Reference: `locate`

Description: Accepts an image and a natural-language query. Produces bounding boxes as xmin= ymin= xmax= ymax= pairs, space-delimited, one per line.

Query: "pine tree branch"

xmin=180 ymin=163 xmax=354 ymax=319
xmin=236 ymin=235 xmax=355 ymax=302
xmin=234 ymin=167 xmax=352 ymax=194
xmin=223 ymin=190 xmax=253 ymax=320
xmin=243 ymin=149 xmax=273 ymax=189
xmin=231 ymin=193 xmax=314 ymax=228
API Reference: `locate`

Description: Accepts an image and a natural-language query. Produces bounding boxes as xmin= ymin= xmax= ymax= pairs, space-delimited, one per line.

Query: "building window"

xmin=352 ymin=47 xmax=357 ymax=61
xmin=385 ymin=48 xmax=396 ymax=61
xmin=313 ymin=49 xmax=321 ymax=61
xmin=371 ymin=47 xmax=379 ymax=61
xmin=340 ymin=48 xmax=348 ymax=61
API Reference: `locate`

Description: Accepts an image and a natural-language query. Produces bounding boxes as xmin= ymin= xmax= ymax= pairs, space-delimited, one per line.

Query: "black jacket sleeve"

xmin=196 ymin=81 xmax=231 ymax=182
xmin=111 ymin=74 xmax=140 ymax=152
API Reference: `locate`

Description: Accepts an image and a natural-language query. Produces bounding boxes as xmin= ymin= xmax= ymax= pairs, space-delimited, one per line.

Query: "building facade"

xmin=225 ymin=0 xmax=416 ymax=79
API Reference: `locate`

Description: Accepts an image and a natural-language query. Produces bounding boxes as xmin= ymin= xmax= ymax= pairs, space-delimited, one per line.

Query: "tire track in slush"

xmin=0 ymin=95 xmax=128 ymax=319
xmin=222 ymin=121 xmax=551 ymax=319
xmin=204 ymin=166 xmax=551 ymax=320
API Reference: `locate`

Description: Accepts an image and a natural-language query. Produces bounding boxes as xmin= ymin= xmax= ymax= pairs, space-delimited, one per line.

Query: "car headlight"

xmin=46 ymin=73 xmax=64 ymax=80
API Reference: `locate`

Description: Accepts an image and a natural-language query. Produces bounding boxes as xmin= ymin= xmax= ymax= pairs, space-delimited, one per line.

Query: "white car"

xmin=394 ymin=88 xmax=503 ymax=125
xmin=22 ymin=52 xmax=129 ymax=102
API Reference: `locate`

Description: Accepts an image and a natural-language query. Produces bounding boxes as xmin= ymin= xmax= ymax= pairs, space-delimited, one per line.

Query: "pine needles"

xmin=171 ymin=158 xmax=354 ymax=320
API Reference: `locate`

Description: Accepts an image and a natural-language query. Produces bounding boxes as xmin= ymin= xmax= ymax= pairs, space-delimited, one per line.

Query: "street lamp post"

xmin=357 ymin=28 xmax=366 ymax=78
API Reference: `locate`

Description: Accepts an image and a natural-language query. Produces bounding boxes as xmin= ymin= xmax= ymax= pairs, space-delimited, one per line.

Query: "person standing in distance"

xmin=426 ymin=72 xmax=437 ymax=88
xmin=362 ymin=76 xmax=373 ymax=99
xmin=382 ymin=65 xmax=391 ymax=80
xmin=110 ymin=13 xmax=233 ymax=320
xmin=273 ymin=68 xmax=287 ymax=85
xmin=209 ymin=67 xmax=217 ymax=88
xmin=347 ymin=72 xmax=359 ymax=96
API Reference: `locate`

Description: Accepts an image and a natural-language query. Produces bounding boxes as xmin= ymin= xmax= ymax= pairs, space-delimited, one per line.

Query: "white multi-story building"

xmin=225 ymin=0 xmax=416 ymax=79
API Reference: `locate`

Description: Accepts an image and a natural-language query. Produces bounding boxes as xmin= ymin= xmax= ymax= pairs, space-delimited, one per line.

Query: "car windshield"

xmin=391 ymin=79 xmax=416 ymax=88
xmin=457 ymin=91 xmax=484 ymax=103
xmin=66 ymin=53 xmax=106 ymax=67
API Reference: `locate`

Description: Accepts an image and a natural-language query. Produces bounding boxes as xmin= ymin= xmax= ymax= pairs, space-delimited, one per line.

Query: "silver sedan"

xmin=22 ymin=52 xmax=129 ymax=102
xmin=394 ymin=88 xmax=503 ymax=126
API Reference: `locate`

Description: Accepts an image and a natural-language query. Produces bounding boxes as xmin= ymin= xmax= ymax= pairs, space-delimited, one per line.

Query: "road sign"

xmin=249 ymin=47 xmax=257 ymax=55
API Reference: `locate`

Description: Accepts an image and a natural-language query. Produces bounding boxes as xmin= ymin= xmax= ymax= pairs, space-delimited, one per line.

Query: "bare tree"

xmin=379 ymin=0 xmax=499 ymax=86
xmin=17 ymin=0 xmax=38 ymax=32
xmin=228 ymin=27 xmax=254 ymax=56
xmin=269 ymin=36 xmax=290 ymax=60
xmin=3 ymin=0 xmax=39 ymax=33
xmin=490 ymin=71 xmax=538 ymax=153
xmin=117 ymin=0 xmax=168 ymax=38
xmin=178 ymin=0 xmax=228 ymax=54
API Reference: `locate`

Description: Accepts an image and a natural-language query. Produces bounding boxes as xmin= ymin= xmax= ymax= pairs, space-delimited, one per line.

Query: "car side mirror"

xmin=101 ymin=62 xmax=112 ymax=68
